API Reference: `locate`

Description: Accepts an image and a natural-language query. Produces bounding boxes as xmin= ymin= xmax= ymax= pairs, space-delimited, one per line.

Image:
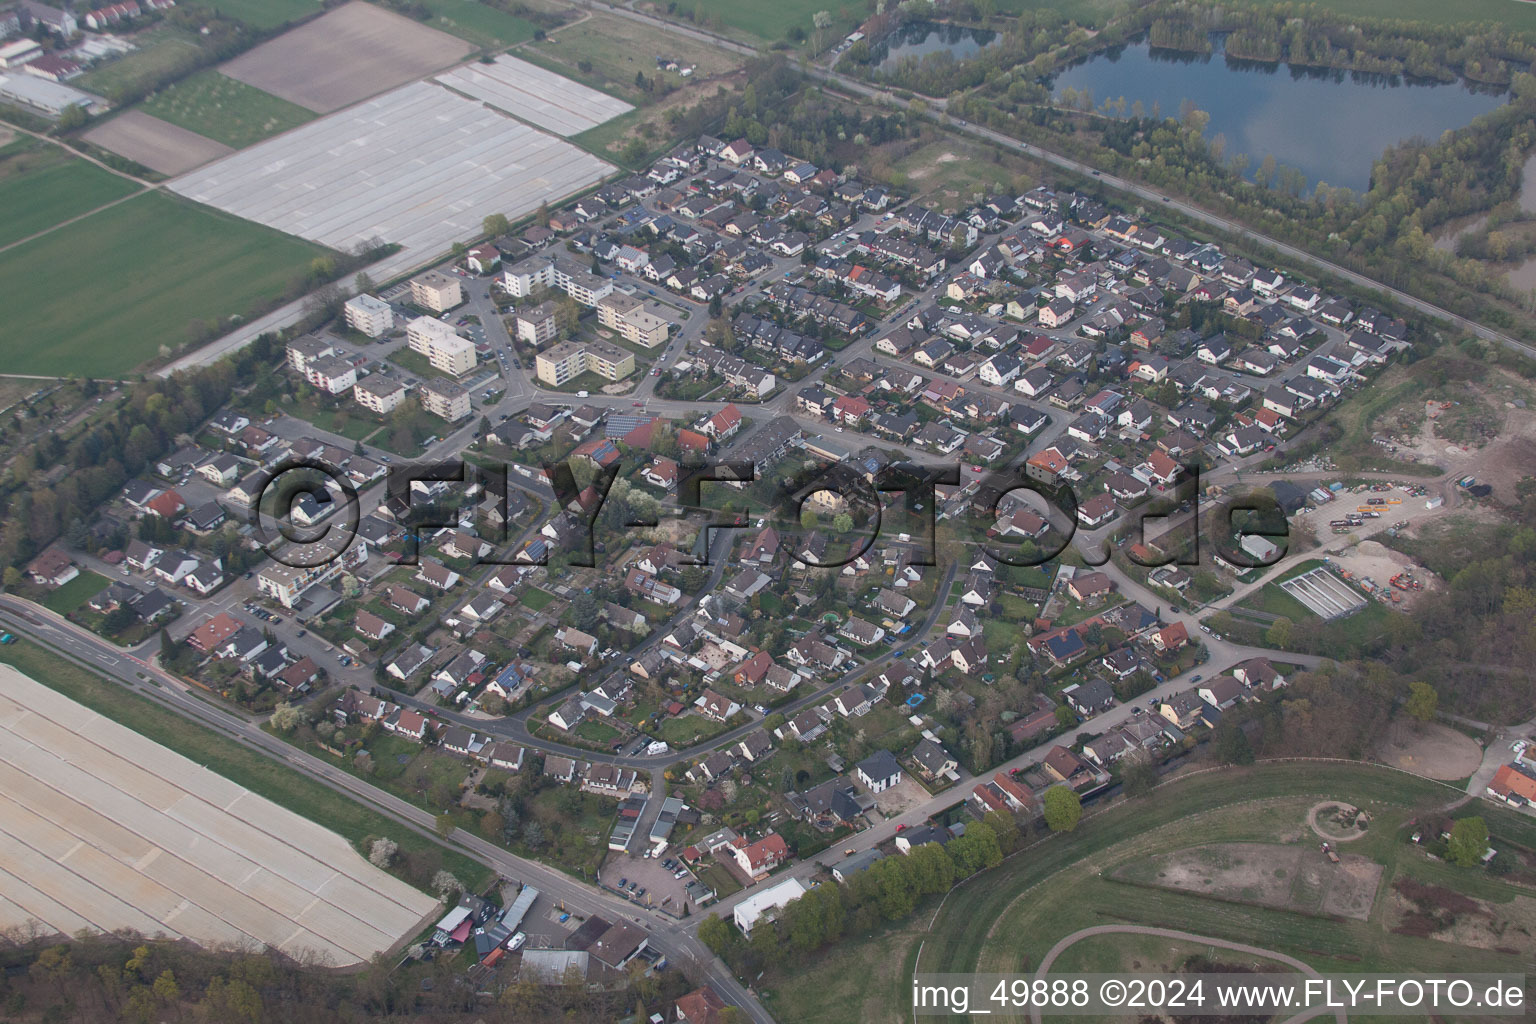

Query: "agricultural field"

xmin=0 ymin=191 xmax=326 ymax=377
xmin=0 ymin=145 xmax=139 ymax=249
xmin=220 ymin=1 xmax=475 ymax=113
xmin=766 ymin=763 xmax=1536 ymax=1022
xmin=138 ymin=70 xmax=316 ymax=149
xmin=530 ymin=11 xmax=742 ymax=99
xmin=417 ymin=0 xmax=538 ymax=49
xmin=81 ymin=110 xmax=234 ymax=176
xmin=681 ymin=0 xmax=852 ymax=44
xmin=435 ymin=54 xmax=632 ymax=136
xmin=73 ymin=28 xmax=205 ymax=101
xmin=193 ymin=0 xmax=323 ymax=28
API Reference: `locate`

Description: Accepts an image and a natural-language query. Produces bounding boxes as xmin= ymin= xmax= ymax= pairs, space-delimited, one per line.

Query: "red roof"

xmin=1490 ymin=764 xmax=1536 ymax=803
xmin=186 ymin=612 xmax=243 ymax=653
xmin=677 ymin=428 xmax=710 ymax=453
xmin=146 ymin=489 xmax=186 ymax=518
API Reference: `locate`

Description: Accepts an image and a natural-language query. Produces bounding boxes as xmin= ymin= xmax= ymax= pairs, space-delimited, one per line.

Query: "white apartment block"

xmin=286 ymin=335 xmax=335 ymax=374
xmin=258 ymin=538 xmax=369 ymax=609
xmin=406 ymin=316 xmax=477 ymax=376
xmin=597 ymin=293 xmax=670 ymax=348
xmin=501 ymin=256 xmax=612 ymax=307
xmin=410 ymin=270 xmax=463 ymax=312
xmin=305 ymin=356 xmax=358 ymax=395
xmin=534 ymin=339 xmax=635 ymax=387
xmin=344 ymin=293 xmax=394 ymax=338
xmin=354 ymin=375 xmax=407 ymax=415
xmin=515 ymin=301 xmax=558 ymax=347
xmin=419 ymin=377 xmax=471 ymax=422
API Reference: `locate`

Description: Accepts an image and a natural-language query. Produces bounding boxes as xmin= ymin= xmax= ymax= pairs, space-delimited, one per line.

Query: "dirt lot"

xmin=870 ymin=776 xmax=930 ymax=816
xmin=221 ymin=2 xmax=474 ymax=113
xmin=1119 ymin=841 xmax=1381 ymax=921
xmin=1385 ymin=368 xmax=1536 ymax=503
xmin=82 ymin=111 xmax=233 ymax=175
xmin=1374 ymin=720 xmax=1485 ymax=781
xmin=1324 ymin=539 xmax=1435 ymax=609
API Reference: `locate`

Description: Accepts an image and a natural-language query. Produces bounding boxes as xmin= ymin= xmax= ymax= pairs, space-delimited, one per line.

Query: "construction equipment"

xmin=1321 ymin=842 xmax=1340 ymax=864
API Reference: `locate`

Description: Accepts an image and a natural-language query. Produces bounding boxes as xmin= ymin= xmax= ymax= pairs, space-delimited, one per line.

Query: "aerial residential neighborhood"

xmin=3 ymin=0 xmax=1536 ymax=1020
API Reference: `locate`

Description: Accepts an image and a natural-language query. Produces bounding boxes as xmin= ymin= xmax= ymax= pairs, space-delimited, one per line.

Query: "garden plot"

xmin=168 ymin=80 xmax=614 ymax=267
xmin=82 ymin=110 xmax=234 ymax=176
xmin=220 ymin=1 xmax=474 ymax=113
xmin=434 ymin=54 xmax=632 ymax=136
xmin=0 ymin=665 xmax=436 ymax=964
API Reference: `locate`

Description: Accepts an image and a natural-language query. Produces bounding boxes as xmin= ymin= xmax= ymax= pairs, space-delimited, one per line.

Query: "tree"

xmin=435 ymin=812 xmax=456 ymax=837
xmin=1214 ymin=721 xmax=1255 ymax=765
xmin=832 ymin=511 xmax=854 ymax=533
xmin=1 ymin=565 xmax=21 ymax=589
xmin=269 ymin=704 xmax=302 ymax=733
xmin=432 ymin=869 xmax=463 ymax=900
xmin=1054 ymin=705 xmax=1077 ymax=728
xmin=483 ymin=212 xmax=510 ymax=238
xmin=369 ymin=837 xmax=398 ymax=867
xmin=1121 ymin=756 xmax=1158 ymax=798
xmin=698 ymin=913 xmax=736 ymax=955
xmin=1447 ymin=817 xmax=1490 ymax=867
xmin=1405 ymin=681 xmax=1439 ymax=723
xmin=1043 ymin=786 xmax=1082 ymax=832
xmin=151 ymin=969 xmax=180 ymax=1005
xmin=57 ymin=103 xmax=87 ymax=131
xmin=1266 ymin=616 xmax=1293 ymax=649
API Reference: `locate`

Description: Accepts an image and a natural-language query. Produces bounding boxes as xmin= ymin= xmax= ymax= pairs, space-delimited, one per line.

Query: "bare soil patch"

xmin=1326 ymin=539 xmax=1438 ymax=610
xmin=1374 ymin=720 xmax=1484 ymax=780
xmin=1308 ymin=801 xmax=1371 ymax=841
xmin=1117 ymin=841 xmax=1381 ymax=921
xmin=221 ymin=2 xmax=474 ymax=113
xmin=82 ymin=111 xmax=233 ymax=176
xmin=1386 ymin=877 xmax=1536 ymax=950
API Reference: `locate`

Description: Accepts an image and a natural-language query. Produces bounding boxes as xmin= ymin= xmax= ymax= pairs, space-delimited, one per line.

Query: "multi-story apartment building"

xmin=409 ymin=270 xmax=463 ymax=313
xmin=353 ymin=375 xmax=406 ymax=415
xmin=343 ymin=293 xmax=394 ymax=338
xmin=406 ymin=316 xmax=477 ymax=375
xmin=596 ymin=293 xmax=670 ymax=348
xmin=286 ymin=335 xmax=334 ymax=375
xmin=515 ymin=301 xmax=558 ymax=347
xmin=501 ymin=256 xmax=613 ymax=307
xmin=534 ymin=339 xmax=635 ymax=387
xmin=419 ymin=377 xmax=471 ymax=422
xmin=257 ymin=537 xmax=369 ymax=609
xmin=305 ymin=355 xmax=358 ymax=395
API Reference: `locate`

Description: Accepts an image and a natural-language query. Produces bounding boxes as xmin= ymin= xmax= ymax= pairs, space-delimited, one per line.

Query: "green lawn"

xmin=192 ymin=0 xmax=321 ymax=28
xmin=691 ymin=0 xmax=854 ymax=43
xmin=0 ymin=636 xmax=490 ymax=893
xmin=520 ymin=587 xmax=555 ymax=611
xmin=74 ymin=30 xmax=205 ymax=101
xmin=0 ymin=191 xmax=326 ymax=377
xmin=0 ymin=154 xmax=139 ymax=249
xmin=138 ymin=71 xmax=315 ymax=149
xmin=42 ymin=570 xmax=110 ymax=615
xmin=419 ymin=0 xmax=537 ymax=49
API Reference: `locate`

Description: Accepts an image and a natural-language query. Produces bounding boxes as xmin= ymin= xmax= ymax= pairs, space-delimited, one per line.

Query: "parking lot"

xmin=599 ymin=850 xmax=695 ymax=914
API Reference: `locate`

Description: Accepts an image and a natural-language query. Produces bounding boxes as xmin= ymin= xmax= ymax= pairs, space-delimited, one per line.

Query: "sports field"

xmin=220 ymin=1 xmax=474 ymax=113
xmin=0 ymin=191 xmax=326 ymax=377
xmin=0 ymin=149 xmax=138 ymax=249
xmin=138 ymin=70 xmax=316 ymax=149
xmin=0 ymin=664 xmax=437 ymax=963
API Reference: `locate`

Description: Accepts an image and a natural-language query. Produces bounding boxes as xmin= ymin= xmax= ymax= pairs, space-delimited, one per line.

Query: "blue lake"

xmin=1052 ymin=40 xmax=1510 ymax=192
xmin=873 ymin=20 xmax=999 ymax=71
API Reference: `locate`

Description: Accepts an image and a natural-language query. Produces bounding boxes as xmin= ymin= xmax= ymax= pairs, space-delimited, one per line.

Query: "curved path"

xmin=1031 ymin=925 xmax=1346 ymax=1024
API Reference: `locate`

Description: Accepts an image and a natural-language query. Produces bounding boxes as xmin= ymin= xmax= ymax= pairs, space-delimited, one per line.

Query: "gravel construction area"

xmin=168 ymin=80 xmax=614 ymax=267
xmin=434 ymin=54 xmax=633 ymax=136
xmin=1374 ymin=721 xmax=1484 ymax=781
xmin=82 ymin=111 xmax=234 ymax=176
xmin=0 ymin=665 xmax=437 ymax=964
xmin=220 ymin=1 xmax=474 ymax=114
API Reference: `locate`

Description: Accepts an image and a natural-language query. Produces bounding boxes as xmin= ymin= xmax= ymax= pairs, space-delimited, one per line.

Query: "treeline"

xmin=0 ymin=334 xmax=286 ymax=573
xmin=86 ymin=5 xmax=263 ymax=107
xmin=0 ymin=930 xmax=686 ymax=1023
xmin=1144 ymin=2 xmax=1536 ymax=86
xmin=699 ymin=814 xmax=1022 ymax=975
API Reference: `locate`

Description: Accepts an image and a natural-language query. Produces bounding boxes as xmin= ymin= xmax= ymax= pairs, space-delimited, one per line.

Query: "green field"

xmin=74 ymin=30 xmax=205 ymax=101
xmin=0 ymin=192 xmax=326 ymax=377
xmin=41 ymin=570 xmax=110 ymax=615
xmin=0 ymin=151 xmax=139 ymax=249
xmin=193 ymin=0 xmax=322 ymax=28
xmin=138 ymin=70 xmax=315 ymax=149
xmin=0 ymin=637 xmax=491 ymax=893
xmin=1235 ymin=0 xmax=1536 ymax=31
xmin=420 ymin=0 xmax=537 ymax=48
xmin=768 ymin=762 xmax=1535 ymax=1022
xmin=692 ymin=0 xmax=851 ymax=43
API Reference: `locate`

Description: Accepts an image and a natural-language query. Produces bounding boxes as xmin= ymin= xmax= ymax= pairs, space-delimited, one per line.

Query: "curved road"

xmin=1030 ymin=925 xmax=1346 ymax=1024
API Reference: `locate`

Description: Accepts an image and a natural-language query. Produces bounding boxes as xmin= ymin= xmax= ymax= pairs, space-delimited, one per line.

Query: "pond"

xmin=873 ymin=20 xmax=999 ymax=71
xmin=1051 ymin=38 xmax=1509 ymax=192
